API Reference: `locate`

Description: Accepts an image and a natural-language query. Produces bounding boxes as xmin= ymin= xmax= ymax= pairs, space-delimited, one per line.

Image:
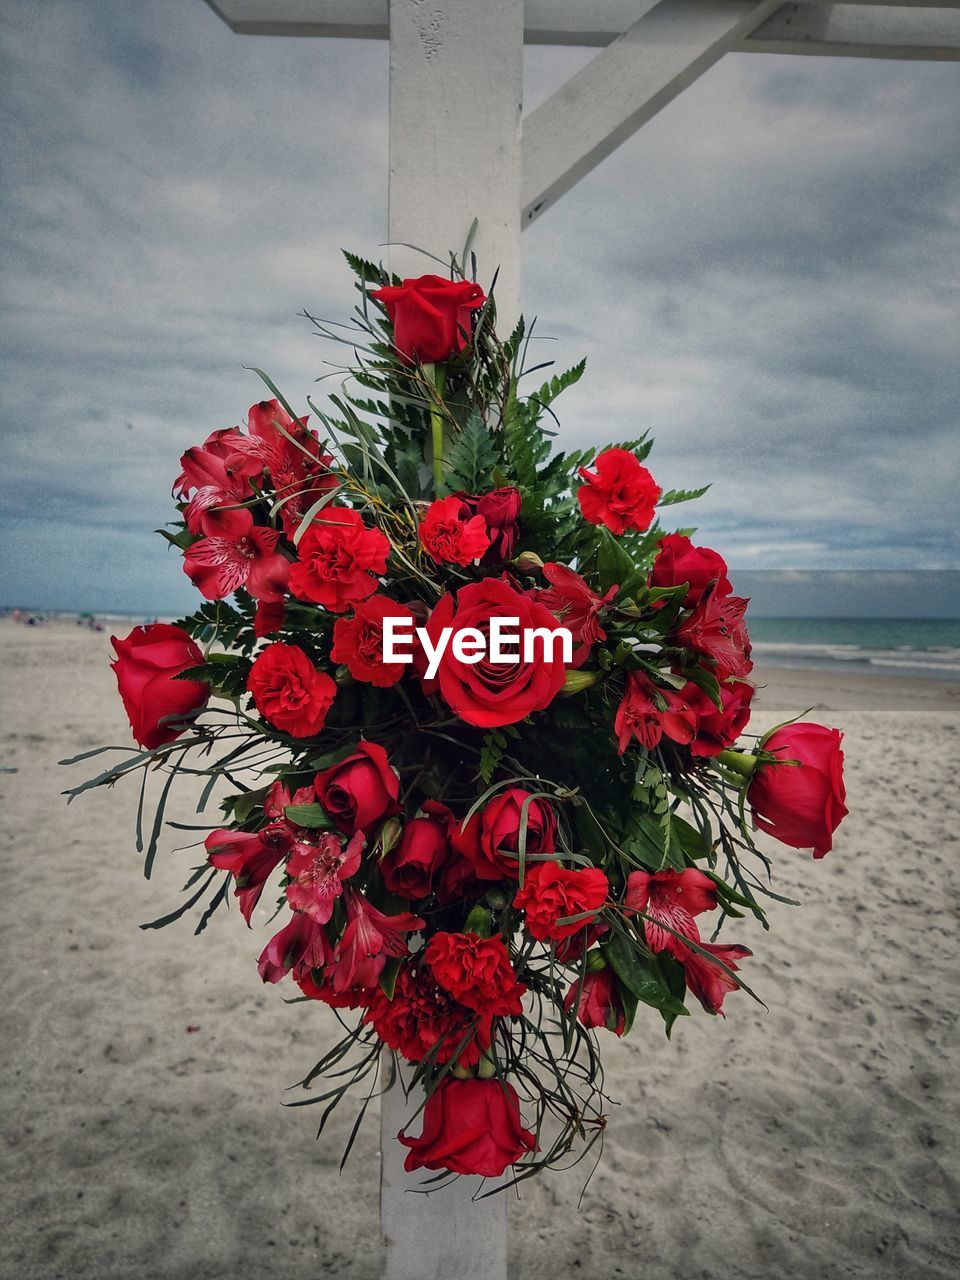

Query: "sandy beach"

xmin=1 ymin=616 xmax=957 ymax=1280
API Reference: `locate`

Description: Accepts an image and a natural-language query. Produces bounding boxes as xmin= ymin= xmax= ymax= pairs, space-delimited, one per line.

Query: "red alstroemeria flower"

xmin=680 ymin=678 xmax=754 ymax=759
xmin=673 ymin=587 xmax=753 ymax=681
xmin=239 ymin=400 xmax=339 ymax=537
xmin=328 ymin=889 xmax=424 ymax=992
xmin=205 ymin=824 xmax=293 ymax=925
xmin=174 ymin=431 xmax=262 ymax=535
xmin=257 ymin=910 xmax=332 ymax=985
xmin=614 ymin=671 xmax=697 ymax=755
xmin=284 ymin=830 xmax=364 ymax=924
xmin=182 ymin=507 xmax=289 ymax=602
xmin=624 ymin=868 xmax=751 ymax=1015
xmin=288 ymin=507 xmax=390 ymax=612
xmin=537 ymin=562 xmax=617 ymax=668
xmin=263 ymin=777 xmax=316 ymax=824
xmin=418 ymin=495 xmax=490 ymax=566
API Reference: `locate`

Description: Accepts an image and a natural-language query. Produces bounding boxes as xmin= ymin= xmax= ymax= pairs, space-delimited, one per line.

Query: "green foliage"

xmin=444 ymin=410 xmax=501 ymax=493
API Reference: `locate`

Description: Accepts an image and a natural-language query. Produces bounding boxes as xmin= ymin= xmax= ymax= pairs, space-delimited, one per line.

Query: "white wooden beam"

xmin=742 ymin=3 xmax=960 ymax=58
xmin=521 ymin=0 xmax=782 ymax=227
xmin=204 ymin=0 xmax=960 ymax=46
xmin=387 ymin=0 xmax=523 ymax=321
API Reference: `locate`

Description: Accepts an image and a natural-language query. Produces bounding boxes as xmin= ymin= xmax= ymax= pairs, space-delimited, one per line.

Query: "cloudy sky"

xmin=2 ymin=0 xmax=958 ymax=616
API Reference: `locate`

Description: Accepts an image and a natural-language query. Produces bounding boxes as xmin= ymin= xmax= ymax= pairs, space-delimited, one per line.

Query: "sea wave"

xmin=751 ymin=640 xmax=960 ymax=680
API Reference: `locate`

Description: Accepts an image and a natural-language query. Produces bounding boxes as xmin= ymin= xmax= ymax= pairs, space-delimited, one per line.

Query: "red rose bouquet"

xmin=69 ymin=251 xmax=848 ymax=1188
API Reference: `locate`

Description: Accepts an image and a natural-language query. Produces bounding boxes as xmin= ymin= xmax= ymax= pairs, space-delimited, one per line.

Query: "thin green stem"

xmin=715 ymin=748 xmax=759 ymax=781
xmin=423 ymin=361 xmax=447 ymax=494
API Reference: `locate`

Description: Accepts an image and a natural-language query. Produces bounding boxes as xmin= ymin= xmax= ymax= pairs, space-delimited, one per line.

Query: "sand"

xmin=1 ymin=617 xmax=958 ymax=1279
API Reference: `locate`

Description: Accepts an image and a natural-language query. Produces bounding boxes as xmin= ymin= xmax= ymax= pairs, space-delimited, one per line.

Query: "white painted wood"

xmin=520 ymin=0 xmax=781 ymax=227
xmin=379 ymin=1055 xmax=508 ymax=1280
xmin=742 ymin=3 xmax=960 ymax=58
xmin=387 ymin=0 xmax=523 ymax=324
xmin=204 ymin=0 xmax=960 ymax=46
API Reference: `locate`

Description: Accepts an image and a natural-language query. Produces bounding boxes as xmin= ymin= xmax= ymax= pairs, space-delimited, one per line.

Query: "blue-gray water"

xmin=749 ymin=617 xmax=960 ymax=681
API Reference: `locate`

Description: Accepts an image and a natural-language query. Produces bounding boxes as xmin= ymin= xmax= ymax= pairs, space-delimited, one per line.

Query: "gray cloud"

xmin=1 ymin=1 xmax=958 ymax=614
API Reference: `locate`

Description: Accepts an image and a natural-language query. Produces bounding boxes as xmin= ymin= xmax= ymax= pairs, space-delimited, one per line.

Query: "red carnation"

xmin=331 ymin=594 xmax=416 ymax=687
xmin=614 ymin=671 xmax=697 ymax=755
xmin=366 ymin=960 xmax=492 ymax=1068
xmin=673 ymin=588 xmax=753 ymax=681
xmin=458 ymin=487 xmax=522 ymax=560
xmin=183 ymin=507 xmax=290 ymax=603
xmin=424 ymin=932 xmax=526 ymax=1017
xmin=577 ymin=449 xmax=661 ymax=536
xmin=680 ymin=679 xmax=754 ymax=758
xmin=381 ymin=812 xmax=451 ymax=899
xmin=110 ymin=624 xmax=209 ymax=750
xmin=418 ymin=496 xmax=490 ymax=566
xmin=563 ymin=965 xmax=626 ymax=1036
xmin=372 ymin=274 xmax=486 ymax=364
xmin=399 ymin=1077 xmax=536 ymax=1178
xmin=538 ymin=562 xmax=617 ymax=667
xmin=314 ymin=741 xmax=400 ymax=834
xmin=288 ymin=507 xmax=390 ymax=612
xmin=747 ymin=723 xmax=848 ymax=859
xmin=650 ymin=533 xmax=732 ymax=606
xmin=422 ymin=579 xmax=567 ymax=729
xmin=513 ymin=862 xmax=608 ymax=943
xmin=247 ymin=643 xmax=336 ymax=738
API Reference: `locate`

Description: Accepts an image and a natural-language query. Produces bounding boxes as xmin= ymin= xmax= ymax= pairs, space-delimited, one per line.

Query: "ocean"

xmin=749 ymin=616 xmax=960 ymax=681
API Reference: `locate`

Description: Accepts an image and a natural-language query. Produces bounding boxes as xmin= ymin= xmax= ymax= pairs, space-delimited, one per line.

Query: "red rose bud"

xmin=314 ymin=741 xmax=400 ymax=835
xmin=247 ymin=642 xmax=336 ymax=738
xmin=459 ymin=487 xmax=522 ymax=561
xmin=372 ymin=274 xmax=486 ymax=365
xmin=745 ymin=722 xmax=848 ymax=859
xmin=399 ymin=1077 xmax=537 ymax=1178
xmin=650 ymin=533 xmax=732 ymax=607
xmin=476 ymin=788 xmax=557 ymax=881
xmin=563 ymin=965 xmax=626 ymax=1036
xmin=380 ymin=813 xmax=451 ymax=899
xmin=110 ymin=623 xmax=209 ymax=750
xmin=576 ymin=449 xmax=661 ymax=535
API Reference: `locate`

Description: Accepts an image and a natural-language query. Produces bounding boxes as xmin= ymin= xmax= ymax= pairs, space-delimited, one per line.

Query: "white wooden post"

xmin=380 ymin=4 xmax=521 ymax=1276
xmin=386 ymin=0 xmax=524 ymax=323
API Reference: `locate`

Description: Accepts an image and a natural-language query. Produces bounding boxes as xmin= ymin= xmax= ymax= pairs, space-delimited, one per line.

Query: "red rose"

xmin=314 ymin=741 xmax=400 ymax=834
xmin=614 ymin=672 xmax=697 ymax=755
xmin=422 ymin=579 xmax=567 ymax=729
xmin=399 ymin=1077 xmax=537 ymax=1178
xmin=381 ymin=813 xmax=450 ymax=899
xmin=372 ymin=274 xmax=486 ymax=364
xmin=537 ymin=563 xmax=616 ymax=668
xmin=577 ymin=449 xmax=661 ymax=535
xmin=247 ymin=643 xmax=336 ymax=738
xmin=424 ymin=932 xmax=526 ymax=1016
xmin=418 ymin=496 xmax=490 ymax=566
xmin=650 ymin=534 xmax=732 ymax=606
xmin=680 ymin=679 xmax=754 ymax=758
xmin=331 ymin=594 xmax=416 ymax=687
xmin=183 ymin=507 xmax=290 ymax=603
xmin=473 ymin=788 xmax=557 ymax=881
xmin=366 ymin=960 xmax=491 ymax=1068
xmin=563 ymin=965 xmax=625 ymax=1036
xmin=288 ymin=507 xmax=390 ymax=612
xmin=513 ymin=862 xmax=609 ymax=943
xmin=673 ymin=588 xmax=753 ymax=680
xmin=458 ymin=487 xmax=522 ymax=560
xmin=747 ymin=723 xmax=848 ymax=859
xmin=110 ymin=623 xmax=209 ymax=750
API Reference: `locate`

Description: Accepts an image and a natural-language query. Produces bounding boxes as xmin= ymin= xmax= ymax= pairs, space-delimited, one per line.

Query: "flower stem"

xmin=716 ymin=749 xmax=759 ymax=781
xmin=423 ymin=362 xmax=447 ymax=495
